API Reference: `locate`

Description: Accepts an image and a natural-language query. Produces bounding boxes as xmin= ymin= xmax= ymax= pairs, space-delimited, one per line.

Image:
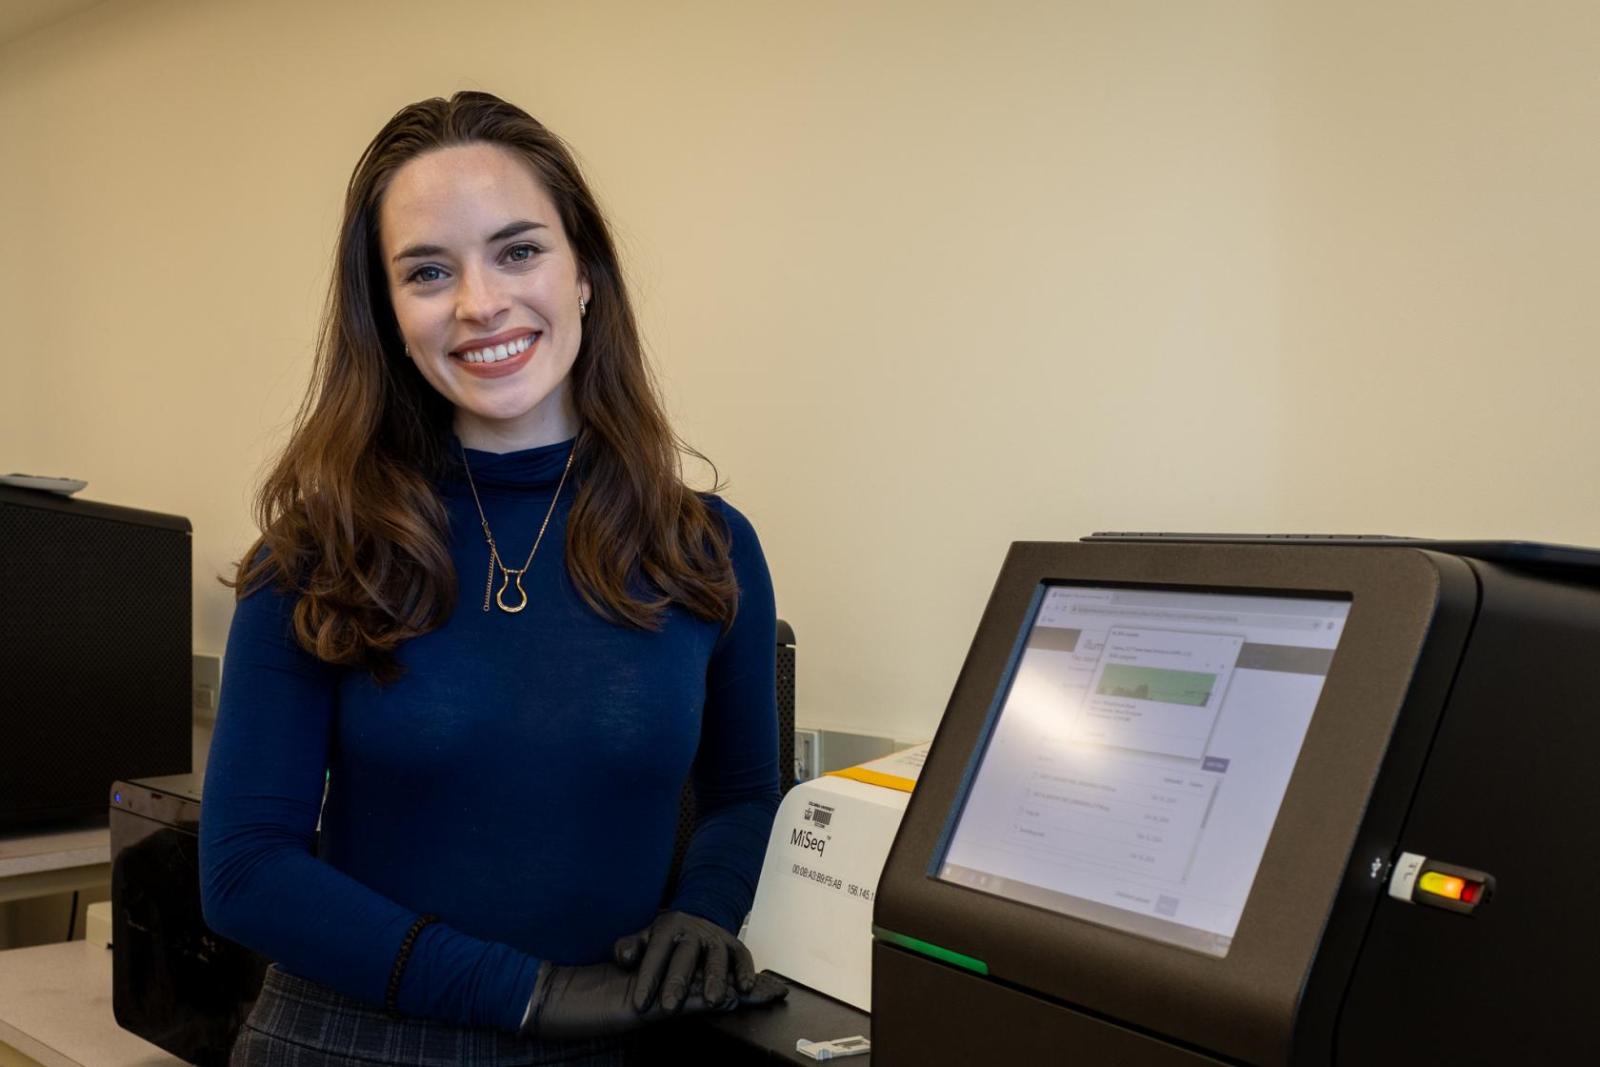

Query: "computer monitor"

xmin=937 ymin=584 xmax=1351 ymax=958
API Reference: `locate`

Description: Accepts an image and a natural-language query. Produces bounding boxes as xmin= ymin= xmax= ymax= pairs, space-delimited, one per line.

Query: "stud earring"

xmin=579 ymin=297 xmax=588 ymax=318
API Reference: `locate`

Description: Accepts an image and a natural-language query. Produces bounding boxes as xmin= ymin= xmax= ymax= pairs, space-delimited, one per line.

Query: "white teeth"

xmin=458 ymin=334 xmax=534 ymax=363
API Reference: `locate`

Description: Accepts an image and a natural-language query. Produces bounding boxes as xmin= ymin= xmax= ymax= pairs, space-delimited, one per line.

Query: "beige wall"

xmin=2 ymin=1 xmax=1597 ymax=742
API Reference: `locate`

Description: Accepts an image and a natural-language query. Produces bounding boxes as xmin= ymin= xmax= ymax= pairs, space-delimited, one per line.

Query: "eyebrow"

xmin=391 ymin=220 xmax=548 ymax=263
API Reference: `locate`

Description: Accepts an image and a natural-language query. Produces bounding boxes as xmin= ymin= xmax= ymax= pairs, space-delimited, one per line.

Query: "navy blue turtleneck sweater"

xmin=199 ymin=436 xmax=780 ymax=1031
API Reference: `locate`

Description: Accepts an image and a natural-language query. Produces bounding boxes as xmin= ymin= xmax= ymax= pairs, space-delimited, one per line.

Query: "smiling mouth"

xmin=451 ymin=332 xmax=540 ymax=364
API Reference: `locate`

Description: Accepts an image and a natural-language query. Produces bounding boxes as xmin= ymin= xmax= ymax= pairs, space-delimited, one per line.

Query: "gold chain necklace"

xmin=458 ymin=438 xmax=576 ymax=613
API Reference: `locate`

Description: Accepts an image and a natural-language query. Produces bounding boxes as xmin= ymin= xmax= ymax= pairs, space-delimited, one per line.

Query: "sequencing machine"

xmin=872 ymin=536 xmax=1600 ymax=1064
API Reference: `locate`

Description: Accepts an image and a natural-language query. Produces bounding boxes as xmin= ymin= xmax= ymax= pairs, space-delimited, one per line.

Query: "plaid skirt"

xmin=230 ymin=965 xmax=637 ymax=1066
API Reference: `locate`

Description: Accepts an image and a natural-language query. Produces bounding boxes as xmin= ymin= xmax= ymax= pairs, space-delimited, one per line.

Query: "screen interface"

xmin=938 ymin=585 xmax=1350 ymax=957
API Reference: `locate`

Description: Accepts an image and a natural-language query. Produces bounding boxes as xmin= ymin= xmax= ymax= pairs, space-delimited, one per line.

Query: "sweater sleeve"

xmin=667 ymin=500 xmax=783 ymax=930
xmin=198 ymin=563 xmax=541 ymax=1031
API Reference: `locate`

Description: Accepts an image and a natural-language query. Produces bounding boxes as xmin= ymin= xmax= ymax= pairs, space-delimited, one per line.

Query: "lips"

xmin=454 ymin=327 xmax=540 ymax=364
xmin=450 ymin=332 xmax=539 ymax=378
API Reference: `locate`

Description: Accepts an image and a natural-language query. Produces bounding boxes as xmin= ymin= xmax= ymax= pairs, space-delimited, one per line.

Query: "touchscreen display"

xmin=937 ymin=585 xmax=1350 ymax=957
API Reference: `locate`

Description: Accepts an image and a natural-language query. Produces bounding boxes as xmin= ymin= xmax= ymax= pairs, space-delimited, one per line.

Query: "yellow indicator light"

xmin=1419 ymin=872 xmax=1466 ymax=900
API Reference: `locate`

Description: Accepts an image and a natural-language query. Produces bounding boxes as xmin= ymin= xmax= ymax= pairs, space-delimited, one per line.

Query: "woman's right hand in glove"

xmin=518 ymin=959 xmax=788 ymax=1040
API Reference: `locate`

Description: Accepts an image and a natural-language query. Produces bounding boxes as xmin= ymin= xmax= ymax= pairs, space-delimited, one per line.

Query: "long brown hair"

xmin=227 ymin=92 xmax=737 ymax=685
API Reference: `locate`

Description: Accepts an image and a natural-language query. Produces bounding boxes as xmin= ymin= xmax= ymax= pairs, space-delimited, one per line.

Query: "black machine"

xmin=872 ymin=536 xmax=1600 ymax=1064
xmin=1 ymin=485 xmax=191 ymax=829
xmin=110 ymin=773 xmax=270 ymax=1067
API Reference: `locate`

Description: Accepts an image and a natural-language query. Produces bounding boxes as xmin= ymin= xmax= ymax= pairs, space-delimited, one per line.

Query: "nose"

xmin=454 ymin=263 xmax=510 ymax=325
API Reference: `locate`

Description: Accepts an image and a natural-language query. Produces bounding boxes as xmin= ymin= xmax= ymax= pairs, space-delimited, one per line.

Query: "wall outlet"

xmin=193 ymin=653 xmax=221 ymax=721
xmin=794 ymin=728 xmax=821 ymax=782
xmin=793 ymin=727 xmax=896 ymax=782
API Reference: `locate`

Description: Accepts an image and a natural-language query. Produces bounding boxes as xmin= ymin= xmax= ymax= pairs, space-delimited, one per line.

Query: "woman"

xmin=199 ymin=91 xmax=786 ymax=1066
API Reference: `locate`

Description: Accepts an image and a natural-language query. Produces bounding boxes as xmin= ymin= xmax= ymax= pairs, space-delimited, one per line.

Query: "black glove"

xmin=519 ymin=959 xmax=788 ymax=1040
xmin=612 ymin=909 xmax=757 ymax=1012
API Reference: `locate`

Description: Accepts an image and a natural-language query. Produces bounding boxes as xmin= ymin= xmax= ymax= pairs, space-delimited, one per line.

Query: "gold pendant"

xmin=495 ymin=568 xmax=529 ymax=613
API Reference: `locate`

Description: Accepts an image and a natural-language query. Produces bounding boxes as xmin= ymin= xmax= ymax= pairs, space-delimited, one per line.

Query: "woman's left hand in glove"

xmin=612 ymin=910 xmax=757 ymax=1013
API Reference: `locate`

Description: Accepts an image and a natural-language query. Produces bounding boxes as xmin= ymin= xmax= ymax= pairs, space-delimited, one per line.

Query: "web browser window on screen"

xmin=939 ymin=585 xmax=1350 ymax=957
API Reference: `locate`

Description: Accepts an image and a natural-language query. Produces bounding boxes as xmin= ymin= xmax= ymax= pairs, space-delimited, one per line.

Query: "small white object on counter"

xmin=796 ymin=1035 xmax=872 ymax=1060
xmin=1 ymin=473 xmax=87 ymax=495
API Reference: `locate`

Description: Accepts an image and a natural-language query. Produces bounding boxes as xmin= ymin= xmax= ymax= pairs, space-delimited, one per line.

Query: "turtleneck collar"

xmin=440 ymin=432 xmax=578 ymax=493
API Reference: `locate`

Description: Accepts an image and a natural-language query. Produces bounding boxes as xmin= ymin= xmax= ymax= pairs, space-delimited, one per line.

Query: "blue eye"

xmin=404 ymin=244 xmax=541 ymax=286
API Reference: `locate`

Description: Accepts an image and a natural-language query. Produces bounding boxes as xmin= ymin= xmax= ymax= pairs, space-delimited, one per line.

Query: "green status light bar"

xmin=872 ymin=925 xmax=989 ymax=975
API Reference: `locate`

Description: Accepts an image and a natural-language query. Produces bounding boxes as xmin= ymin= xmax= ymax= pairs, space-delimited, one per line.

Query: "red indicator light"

xmin=1461 ymin=881 xmax=1482 ymax=904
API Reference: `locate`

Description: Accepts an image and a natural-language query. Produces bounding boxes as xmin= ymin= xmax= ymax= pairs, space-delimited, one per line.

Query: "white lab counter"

xmin=0 ymin=940 xmax=185 ymax=1067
